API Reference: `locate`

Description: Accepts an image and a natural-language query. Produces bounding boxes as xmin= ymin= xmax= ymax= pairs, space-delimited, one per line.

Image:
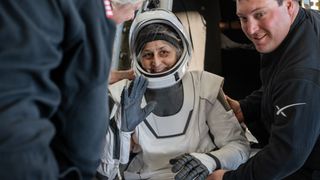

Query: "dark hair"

xmin=135 ymin=23 xmax=183 ymax=58
xmin=237 ymin=0 xmax=300 ymax=6
xmin=276 ymin=0 xmax=300 ymax=5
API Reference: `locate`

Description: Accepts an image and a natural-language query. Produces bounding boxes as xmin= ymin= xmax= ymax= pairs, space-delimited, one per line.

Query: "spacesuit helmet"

xmin=129 ymin=9 xmax=192 ymax=89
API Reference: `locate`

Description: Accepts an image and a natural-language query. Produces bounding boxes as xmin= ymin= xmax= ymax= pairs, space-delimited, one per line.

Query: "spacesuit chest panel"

xmin=142 ymin=74 xmax=194 ymax=138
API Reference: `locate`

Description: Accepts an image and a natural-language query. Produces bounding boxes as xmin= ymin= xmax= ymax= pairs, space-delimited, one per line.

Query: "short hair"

xmin=237 ymin=0 xmax=300 ymax=6
xmin=275 ymin=0 xmax=300 ymax=5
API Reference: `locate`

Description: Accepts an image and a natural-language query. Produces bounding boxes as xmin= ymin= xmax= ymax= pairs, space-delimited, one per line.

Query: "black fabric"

xmin=224 ymin=7 xmax=320 ymax=180
xmin=282 ymin=168 xmax=314 ymax=180
xmin=145 ymin=81 xmax=183 ymax=116
xmin=109 ymin=119 xmax=120 ymax=159
xmin=222 ymin=49 xmax=261 ymax=100
xmin=170 ymin=154 xmax=209 ymax=180
xmin=0 ymin=0 xmax=116 ymax=179
xmin=96 ymin=172 xmax=109 ymax=180
xmin=206 ymin=153 xmax=221 ymax=170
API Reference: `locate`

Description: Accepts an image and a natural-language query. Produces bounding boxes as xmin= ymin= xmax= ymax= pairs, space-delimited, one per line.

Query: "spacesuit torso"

xmin=107 ymin=71 xmax=248 ymax=179
xmin=98 ymin=9 xmax=249 ymax=180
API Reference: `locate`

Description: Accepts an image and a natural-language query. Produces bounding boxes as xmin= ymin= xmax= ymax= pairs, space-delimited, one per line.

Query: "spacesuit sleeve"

xmin=205 ymin=89 xmax=250 ymax=171
xmin=97 ymin=93 xmax=132 ymax=179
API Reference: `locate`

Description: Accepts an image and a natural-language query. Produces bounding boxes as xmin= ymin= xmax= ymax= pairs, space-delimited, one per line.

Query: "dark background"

xmin=173 ymin=0 xmax=261 ymax=100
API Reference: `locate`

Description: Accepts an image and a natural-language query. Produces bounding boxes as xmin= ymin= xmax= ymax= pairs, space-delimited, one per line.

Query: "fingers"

xmin=175 ymin=161 xmax=194 ymax=180
xmin=189 ymin=165 xmax=208 ymax=180
xmin=225 ymin=95 xmax=233 ymax=105
xmin=171 ymin=154 xmax=209 ymax=180
xmin=121 ymin=76 xmax=147 ymax=111
xmin=137 ymin=76 xmax=148 ymax=98
xmin=175 ymin=158 xmax=201 ymax=180
xmin=142 ymin=101 xmax=157 ymax=118
xmin=120 ymin=87 xmax=129 ymax=106
xmin=127 ymin=76 xmax=139 ymax=97
xmin=169 ymin=154 xmax=187 ymax=165
xmin=169 ymin=157 xmax=178 ymax=165
xmin=128 ymin=76 xmax=148 ymax=99
xmin=225 ymin=95 xmax=240 ymax=112
xmin=225 ymin=95 xmax=238 ymax=108
xmin=171 ymin=154 xmax=193 ymax=173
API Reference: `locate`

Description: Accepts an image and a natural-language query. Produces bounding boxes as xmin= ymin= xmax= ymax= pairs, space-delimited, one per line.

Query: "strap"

xmin=205 ymin=153 xmax=221 ymax=170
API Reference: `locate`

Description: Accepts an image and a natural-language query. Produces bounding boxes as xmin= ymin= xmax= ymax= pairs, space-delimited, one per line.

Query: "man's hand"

xmin=206 ymin=169 xmax=226 ymax=180
xmin=225 ymin=95 xmax=244 ymax=123
xmin=109 ymin=69 xmax=135 ymax=85
xmin=120 ymin=76 xmax=156 ymax=132
xmin=170 ymin=154 xmax=209 ymax=180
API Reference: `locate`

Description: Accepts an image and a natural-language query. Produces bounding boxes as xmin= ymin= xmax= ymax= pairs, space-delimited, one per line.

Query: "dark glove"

xmin=120 ymin=76 xmax=156 ymax=132
xmin=170 ymin=154 xmax=209 ymax=180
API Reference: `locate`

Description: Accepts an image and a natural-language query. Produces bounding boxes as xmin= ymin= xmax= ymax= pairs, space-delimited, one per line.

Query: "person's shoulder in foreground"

xmin=0 ymin=0 xmax=119 ymax=179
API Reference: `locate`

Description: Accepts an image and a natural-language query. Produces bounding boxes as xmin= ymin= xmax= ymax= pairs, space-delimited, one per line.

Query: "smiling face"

xmin=139 ymin=40 xmax=179 ymax=73
xmin=236 ymin=0 xmax=297 ymax=53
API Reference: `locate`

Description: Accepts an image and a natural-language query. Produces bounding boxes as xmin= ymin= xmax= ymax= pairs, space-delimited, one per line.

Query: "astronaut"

xmin=97 ymin=9 xmax=250 ymax=180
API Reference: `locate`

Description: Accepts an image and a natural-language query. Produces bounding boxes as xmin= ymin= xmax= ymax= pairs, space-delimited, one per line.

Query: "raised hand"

xmin=120 ymin=76 xmax=156 ymax=132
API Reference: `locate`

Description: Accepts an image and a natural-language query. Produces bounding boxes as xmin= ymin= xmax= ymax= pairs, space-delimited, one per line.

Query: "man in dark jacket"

xmin=208 ymin=0 xmax=320 ymax=179
xmin=0 ymin=0 xmax=141 ymax=179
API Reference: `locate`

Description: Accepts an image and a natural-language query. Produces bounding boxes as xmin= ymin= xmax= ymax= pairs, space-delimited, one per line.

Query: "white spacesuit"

xmin=97 ymin=9 xmax=250 ymax=180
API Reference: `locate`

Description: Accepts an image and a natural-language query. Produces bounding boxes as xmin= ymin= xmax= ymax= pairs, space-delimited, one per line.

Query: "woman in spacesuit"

xmin=97 ymin=9 xmax=250 ymax=180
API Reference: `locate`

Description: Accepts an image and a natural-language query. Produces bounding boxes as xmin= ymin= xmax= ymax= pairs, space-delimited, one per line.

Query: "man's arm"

xmin=223 ymin=78 xmax=320 ymax=180
xmin=0 ymin=1 xmax=67 ymax=179
xmin=239 ymin=87 xmax=263 ymax=124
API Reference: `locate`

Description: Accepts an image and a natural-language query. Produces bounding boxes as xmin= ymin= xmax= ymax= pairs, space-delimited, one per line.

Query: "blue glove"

xmin=170 ymin=154 xmax=209 ymax=180
xmin=120 ymin=76 xmax=156 ymax=132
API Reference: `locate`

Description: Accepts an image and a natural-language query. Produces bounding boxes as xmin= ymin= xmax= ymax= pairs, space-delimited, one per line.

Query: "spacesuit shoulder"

xmin=188 ymin=71 xmax=224 ymax=103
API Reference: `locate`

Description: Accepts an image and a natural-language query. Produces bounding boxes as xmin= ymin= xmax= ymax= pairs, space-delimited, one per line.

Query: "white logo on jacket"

xmin=275 ymin=103 xmax=306 ymax=117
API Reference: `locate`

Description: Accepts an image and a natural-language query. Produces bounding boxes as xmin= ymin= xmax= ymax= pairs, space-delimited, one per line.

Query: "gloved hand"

xmin=120 ymin=76 xmax=157 ymax=132
xmin=170 ymin=154 xmax=209 ymax=180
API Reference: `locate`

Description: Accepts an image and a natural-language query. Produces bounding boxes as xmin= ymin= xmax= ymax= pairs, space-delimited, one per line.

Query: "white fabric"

xmin=97 ymin=100 xmax=132 ymax=179
xmin=190 ymin=152 xmax=216 ymax=174
xmin=119 ymin=131 xmax=132 ymax=164
xmin=97 ymin=129 xmax=119 ymax=179
xmin=97 ymin=130 xmax=132 ymax=179
xmin=103 ymin=71 xmax=250 ymax=179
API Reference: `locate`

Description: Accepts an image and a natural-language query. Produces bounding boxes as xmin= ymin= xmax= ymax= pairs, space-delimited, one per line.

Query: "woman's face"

xmin=140 ymin=40 xmax=178 ymax=73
